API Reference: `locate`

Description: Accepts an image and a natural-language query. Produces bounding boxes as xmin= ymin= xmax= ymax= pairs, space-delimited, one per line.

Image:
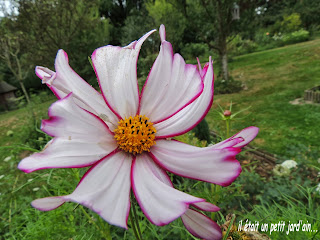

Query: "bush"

xmin=254 ymin=29 xmax=279 ymax=51
xmin=280 ymin=13 xmax=302 ymax=33
xmin=137 ymin=53 xmax=158 ymax=90
xmin=192 ymin=118 xmax=211 ymax=143
xmin=228 ymin=35 xmax=258 ymax=56
xmin=180 ymin=43 xmax=209 ymax=60
xmin=254 ymin=28 xmax=310 ymax=51
xmin=137 ymin=53 xmax=158 ymax=78
xmin=215 ymin=76 xmax=242 ymax=94
xmin=281 ymin=29 xmax=310 ymax=45
xmin=30 ymin=90 xmax=55 ymax=104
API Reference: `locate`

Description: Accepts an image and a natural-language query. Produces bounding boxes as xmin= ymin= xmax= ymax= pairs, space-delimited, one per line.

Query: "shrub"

xmin=192 ymin=118 xmax=211 ymax=143
xmin=281 ymin=29 xmax=310 ymax=45
xmin=215 ymin=76 xmax=242 ymax=94
xmin=254 ymin=29 xmax=279 ymax=51
xmin=228 ymin=35 xmax=258 ymax=56
xmin=180 ymin=43 xmax=209 ymax=60
xmin=137 ymin=53 xmax=158 ymax=78
xmin=30 ymin=91 xmax=55 ymax=104
xmin=280 ymin=13 xmax=302 ymax=33
xmin=254 ymin=28 xmax=310 ymax=51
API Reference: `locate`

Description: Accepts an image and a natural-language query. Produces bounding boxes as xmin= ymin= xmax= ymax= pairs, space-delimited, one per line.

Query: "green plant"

xmin=280 ymin=13 xmax=302 ymax=33
xmin=192 ymin=118 xmax=211 ymax=143
xmin=281 ymin=29 xmax=310 ymax=45
xmin=240 ymin=185 xmax=320 ymax=239
xmin=137 ymin=53 xmax=158 ymax=84
xmin=228 ymin=35 xmax=258 ymax=56
xmin=180 ymin=43 xmax=209 ymax=60
xmin=214 ymin=76 xmax=242 ymax=94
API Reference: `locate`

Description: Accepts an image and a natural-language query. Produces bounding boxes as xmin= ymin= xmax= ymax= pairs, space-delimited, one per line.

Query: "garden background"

xmin=0 ymin=0 xmax=319 ymax=239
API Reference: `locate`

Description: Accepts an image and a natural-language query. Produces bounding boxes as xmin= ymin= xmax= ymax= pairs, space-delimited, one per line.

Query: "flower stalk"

xmin=129 ymin=194 xmax=143 ymax=240
xmin=129 ymin=209 xmax=140 ymax=240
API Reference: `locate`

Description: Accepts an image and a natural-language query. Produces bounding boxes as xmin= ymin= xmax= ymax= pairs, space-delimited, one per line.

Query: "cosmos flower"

xmin=18 ymin=25 xmax=258 ymax=240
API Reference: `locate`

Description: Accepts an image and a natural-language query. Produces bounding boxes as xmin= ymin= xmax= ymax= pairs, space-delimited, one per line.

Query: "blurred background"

xmin=1 ymin=0 xmax=319 ymax=109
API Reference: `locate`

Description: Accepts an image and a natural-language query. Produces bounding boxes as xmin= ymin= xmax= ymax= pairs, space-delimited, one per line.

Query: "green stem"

xmin=211 ymin=184 xmax=215 ymax=219
xmin=79 ymin=206 xmax=109 ymax=238
xmin=226 ymin=118 xmax=230 ymax=138
xmin=132 ymin=198 xmax=143 ymax=240
xmin=211 ymin=184 xmax=221 ymax=219
xmin=129 ymin=208 xmax=140 ymax=240
xmin=130 ymin=192 xmax=143 ymax=240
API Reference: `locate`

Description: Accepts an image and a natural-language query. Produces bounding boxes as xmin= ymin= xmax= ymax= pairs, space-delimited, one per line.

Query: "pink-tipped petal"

xmin=150 ymin=139 xmax=242 ymax=187
xmin=18 ymin=95 xmax=117 ymax=173
xmin=35 ymin=50 xmax=119 ymax=130
xmin=131 ymin=154 xmax=204 ymax=226
xmin=154 ymin=57 xmax=214 ymax=138
xmin=159 ymin=24 xmax=166 ymax=42
xmin=197 ymin=57 xmax=202 ymax=76
xmin=18 ymin=138 xmax=116 ymax=173
xmin=92 ymin=30 xmax=156 ymax=119
xmin=192 ymin=201 xmax=220 ymax=212
xmin=32 ymin=197 xmax=66 ymax=211
xmin=181 ymin=209 xmax=222 ymax=240
xmin=43 ymin=151 xmax=132 ymax=229
xmin=139 ymin=32 xmax=203 ymax=124
xmin=40 ymin=93 xmax=116 ymax=140
xmin=35 ymin=66 xmax=55 ymax=84
xmin=211 ymin=126 xmax=259 ymax=149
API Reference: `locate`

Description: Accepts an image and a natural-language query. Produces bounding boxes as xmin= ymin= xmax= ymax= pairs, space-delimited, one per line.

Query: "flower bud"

xmin=223 ymin=110 xmax=231 ymax=117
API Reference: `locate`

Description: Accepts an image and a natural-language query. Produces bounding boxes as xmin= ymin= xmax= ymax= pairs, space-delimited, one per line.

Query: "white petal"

xmin=139 ymin=36 xmax=203 ymax=123
xmin=159 ymin=24 xmax=166 ymax=42
xmin=32 ymin=151 xmax=132 ymax=229
xmin=32 ymin=197 xmax=65 ymax=211
xmin=132 ymin=154 xmax=204 ymax=226
xmin=211 ymin=126 xmax=259 ymax=149
xmin=66 ymin=151 xmax=132 ymax=228
xmin=181 ymin=209 xmax=222 ymax=240
xmin=35 ymin=50 xmax=119 ymax=130
xmin=154 ymin=58 xmax=214 ymax=138
xmin=40 ymin=93 xmax=116 ymax=142
xmin=92 ymin=30 xmax=156 ymax=119
xmin=18 ymin=138 xmax=116 ymax=173
xmin=150 ymin=140 xmax=241 ymax=187
xmin=192 ymin=201 xmax=220 ymax=212
xmin=18 ymin=95 xmax=117 ymax=173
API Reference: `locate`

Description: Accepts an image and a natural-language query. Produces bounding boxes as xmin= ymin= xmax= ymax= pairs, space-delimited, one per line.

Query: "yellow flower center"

xmin=114 ymin=115 xmax=156 ymax=155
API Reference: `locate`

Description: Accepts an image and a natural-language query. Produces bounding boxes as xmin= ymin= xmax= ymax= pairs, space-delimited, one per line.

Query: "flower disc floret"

xmin=114 ymin=115 xmax=156 ymax=155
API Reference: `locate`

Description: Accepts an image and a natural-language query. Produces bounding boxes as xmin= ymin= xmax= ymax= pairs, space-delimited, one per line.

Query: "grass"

xmin=205 ymin=39 xmax=320 ymax=164
xmin=1 ymin=39 xmax=320 ymax=239
xmin=0 ymin=101 xmax=53 ymax=147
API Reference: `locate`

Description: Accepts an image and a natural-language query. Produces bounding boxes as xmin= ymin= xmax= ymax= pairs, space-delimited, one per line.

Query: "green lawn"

xmin=206 ymin=39 xmax=320 ymax=164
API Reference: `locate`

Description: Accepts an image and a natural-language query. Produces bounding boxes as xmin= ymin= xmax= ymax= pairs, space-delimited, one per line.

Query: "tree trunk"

xmin=221 ymin=51 xmax=228 ymax=81
xmin=19 ymin=79 xmax=31 ymax=104
xmin=219 ymin=33 xmax=229 ymax=81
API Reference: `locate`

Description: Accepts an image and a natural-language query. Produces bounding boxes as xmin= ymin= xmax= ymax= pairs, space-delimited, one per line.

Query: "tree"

xmin=0 ymin=0 xmax=111 ymax=91
xmin=99 ymin=0 xmax=145 ymax=45
xmin=187 ymin=0 xmax=258 ymax=81
xmin=16 ymin=0 xmax=110 ymax=70
xmin=0 ymin=29 xmax=31 ymax=104
xmin=146 ymin=0 xmax=187 ymax=51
